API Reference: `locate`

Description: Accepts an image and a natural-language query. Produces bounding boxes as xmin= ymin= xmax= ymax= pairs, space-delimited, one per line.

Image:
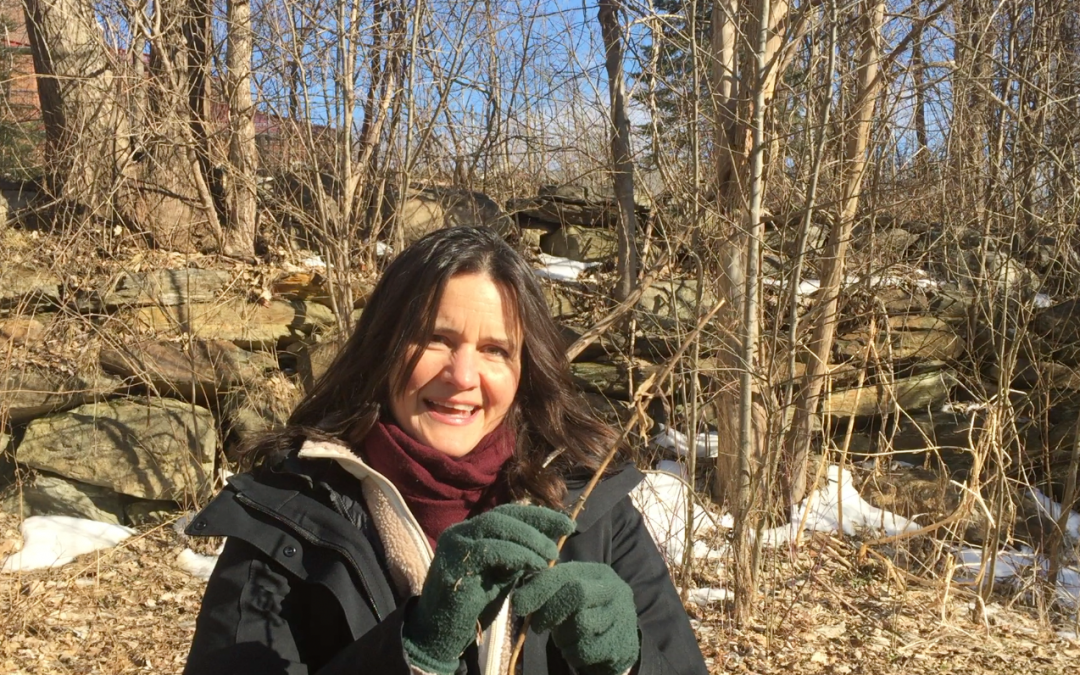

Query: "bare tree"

xmin=224 ymin=0 xmax=258 ymax=258
xmin=597 ymin=0 xmax=638 ymax=302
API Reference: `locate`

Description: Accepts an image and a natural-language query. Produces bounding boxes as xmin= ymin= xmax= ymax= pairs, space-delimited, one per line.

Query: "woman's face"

xmin=389 ymin=273 xmax=523 ymax=457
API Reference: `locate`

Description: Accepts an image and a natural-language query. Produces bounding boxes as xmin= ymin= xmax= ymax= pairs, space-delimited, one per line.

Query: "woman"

xmin=184 ymin=226 xmax=707 ymax=675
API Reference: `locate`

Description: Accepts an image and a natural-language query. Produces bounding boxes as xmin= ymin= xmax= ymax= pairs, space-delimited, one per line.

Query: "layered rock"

xmin=126 ymin=299 xmax=334 ymax=349
xmin=17 ymin=397 xmax=216 ymax=501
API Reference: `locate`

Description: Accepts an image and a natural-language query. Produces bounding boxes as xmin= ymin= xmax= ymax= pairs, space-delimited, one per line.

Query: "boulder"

xmin=636 ymin=279 xmax=717 ymax=331
xmin=990 ymin=359 xmax=1080 ymax=391
xmin=128 ymin=299 xmax=335 ymax=349
xmin=825 ymin=369 xmax=957 ymax=417
xmin=582 ymin=392 xmax=634 ymax=428
xmin=1032 ymin=299 xmax=1080 ymax=348
xmin=85 ymin=268 xmax=234 ymax=310
xmin=540 ymin=226 xmax=618 ymax=263
xmin=507 ymin=193 xmax=647 ymax=231
xmin=0 ymin=317 xmax=46 ymax=347
xmin=1 ymin=432 xmax=13 ymax=488
xmin=1 ymin=364 xmax=122 ymax=424
xmin=17 ymin=397 xmax=216 ymax=501
xmin=842 ymin=410 xmax=981 ymax=457
xmin=393 ymin=186 xmax=517 ymax=245
xmin=836 ymin=315 xmax=962 ymax=362
xmin=225 ymin=406 xmax=274 ymax=444
xmin=0 ymin=264 xmax=61 ymax=311
xmin=100 ymin=339 xmax=276 ymax=400
xmin=296 ymin=334 xmax=349 ymax=391
xmin=571 ymin=362 xmax=631 ymax=400
xmin=22 ymin=474 xmax=126 ymax=525
xmin=542 ymin=283 xmax=579 ymax=321
xmin=960 ymin=250 xmax=1038 ymax=292
xmin=125 ymin=499 xmax=180 ymax=526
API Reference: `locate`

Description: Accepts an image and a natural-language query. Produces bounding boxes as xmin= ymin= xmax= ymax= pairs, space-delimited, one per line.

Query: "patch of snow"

xmin=1033 ymin=293 xmax=1054 ymax=308
xmin=376 ymin=241 xmax=393 ymax=257
xmin=1028 ymin=487 xmax=1080 ymax=542
xmin=177 ymin=546 xmax=222 ymax=580
xmin=682 ymin=587 xmax=731 ymax=606
xmin=758 ymin=465 xmax=920 ymax=546
xmin=631 ymin=465 xmax=727 ymax=566
xmin=1 ymin=516 xmax=134 ymax=572
xmin=954 ymin=546 xmax=1038 ymax=580
xmin=300 ymin=254 xmax=326 ymax=269
xmin=761 ymin=276 xmax=821 ymax=296
xmin=954 ymin=546 xmax=1080 ymax=610
xmin=651 ymin=425 xmax=719 ymax=459
xmin=533 ymin=254 xmax=599 ymax=282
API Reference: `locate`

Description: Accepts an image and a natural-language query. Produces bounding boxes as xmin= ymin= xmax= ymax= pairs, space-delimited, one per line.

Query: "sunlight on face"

xmin=388 ymin=273 xmax=522 ymax=457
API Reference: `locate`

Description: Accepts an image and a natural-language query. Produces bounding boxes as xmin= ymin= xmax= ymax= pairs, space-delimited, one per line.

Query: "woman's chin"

xmin=417 ymin=419 xmax=485 ymax=457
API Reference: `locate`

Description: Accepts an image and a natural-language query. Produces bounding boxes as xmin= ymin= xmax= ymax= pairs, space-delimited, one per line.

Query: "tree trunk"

xmin=224 ymin=0 xmax=258 ymax=258
xmin=785 ymin=0 xmax=886 ymax=506
xmin=598 ymin=0 xmax=637 ymax=302
xmin=21 ymin=0 xmax=130 ymax=205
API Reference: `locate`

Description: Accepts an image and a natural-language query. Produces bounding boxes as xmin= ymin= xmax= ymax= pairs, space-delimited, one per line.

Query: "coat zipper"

xmin=233 ymin=492 xmax=385 ymax=621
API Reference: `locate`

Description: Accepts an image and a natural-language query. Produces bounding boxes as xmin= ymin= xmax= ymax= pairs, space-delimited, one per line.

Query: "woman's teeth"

xmin=426 ymin=400 xmax=477 ymax=416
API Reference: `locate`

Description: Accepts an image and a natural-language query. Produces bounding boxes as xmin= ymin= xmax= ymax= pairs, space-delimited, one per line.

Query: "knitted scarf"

xmin=360 ymin=419 xmax=514 ymax=548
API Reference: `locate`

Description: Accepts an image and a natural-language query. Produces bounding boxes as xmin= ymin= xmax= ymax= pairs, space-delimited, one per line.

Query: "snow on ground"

xmin=177 ymin=546 xmax=222 ymax=580
xmin=758 ymin=465 xmax=920 ymax=546
xmin=955 ymin=546 xmax=1080 ymax=609
xmin=1029 ymin=486 xmax=1080 ymax=542
xmin=533 ymin=254 xmax=599 ymax=282
xmin=650 ymin=424 xmax=720 ymax=458
xmin=299 ymin=254 xmax=326 ymax=269
xmin=1 ymin=516 xmax=134 ymax=572
xmin=681 ymin=587 xmax=732 ymax=607
xmin=1034 ymin=293 xmax=1054 ymax=308
xmin=952 ymin=488 xmax=1080 ymax=611
xmin=630 ymin=460 xmax=730 ymax=566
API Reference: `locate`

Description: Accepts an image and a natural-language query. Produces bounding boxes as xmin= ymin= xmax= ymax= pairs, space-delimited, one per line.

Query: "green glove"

xmin=402 ymin=504 xmax=575 ymax=675
xmin=512 ymin=562 xmax=640 ymax=675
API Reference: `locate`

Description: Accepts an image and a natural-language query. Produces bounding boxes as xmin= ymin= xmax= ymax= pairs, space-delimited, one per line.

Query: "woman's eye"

xmin=429 ymin=335 xmax=452 ymax=347
xmin=483 ymin=345 xmax=510 ymax=358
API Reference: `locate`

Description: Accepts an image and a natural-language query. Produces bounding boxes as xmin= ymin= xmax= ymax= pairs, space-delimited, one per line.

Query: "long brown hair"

xmin=245 ymin=226 xmax=624 ymax=507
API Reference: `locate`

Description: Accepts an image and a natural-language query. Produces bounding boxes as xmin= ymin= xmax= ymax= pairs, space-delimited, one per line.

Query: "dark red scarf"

xmin=360 ymin=419 xmax=514 ymax=548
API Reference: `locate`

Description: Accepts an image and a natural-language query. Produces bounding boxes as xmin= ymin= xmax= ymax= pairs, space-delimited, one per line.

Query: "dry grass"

xmin=0 ymin=511 xmax=207 ymax=675
xmin=2 ymin=509 xmax=1079 ymax=674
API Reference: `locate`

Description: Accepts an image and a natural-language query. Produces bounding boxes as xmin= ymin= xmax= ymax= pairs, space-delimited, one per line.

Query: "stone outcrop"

xmin=100 ymin=339 xmax=276 ymax=399
xmin=22 ymin=474 xmax=127 ymax=525
xmin=0 ymin=264 xmax=61 ymax=310
xmin=127 ymin=299 xmax=334 ymax=349
xmin=540 ymin=226 xmax=618 ymax=263
xmin=825 ymin=369 xmax=957 ymax=418
xmin=84 ymin=268 xmax=234 ymax=310
xmin=1 ymin=364 xmax=122 ymax=424
xmin=17 ymin=398 xmax=216 ymax=501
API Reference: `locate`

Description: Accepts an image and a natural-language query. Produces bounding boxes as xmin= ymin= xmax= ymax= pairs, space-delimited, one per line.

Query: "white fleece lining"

xmin=298 ymin=440 xmax=433 ymax=596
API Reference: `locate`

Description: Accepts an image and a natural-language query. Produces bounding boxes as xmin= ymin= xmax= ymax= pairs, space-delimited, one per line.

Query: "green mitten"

xmin=513 ymin=562 xmax=639 ymax=675
xmin=402 ymin=504 xmax=575 ymax=675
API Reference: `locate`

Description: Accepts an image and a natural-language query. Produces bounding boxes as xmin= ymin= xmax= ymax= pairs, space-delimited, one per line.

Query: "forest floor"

xmin=1 ymin=511 xmax=1078 ymax=675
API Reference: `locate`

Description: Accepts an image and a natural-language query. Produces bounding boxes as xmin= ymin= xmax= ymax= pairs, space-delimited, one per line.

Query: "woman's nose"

xmin=445 ymin=349 xmax=479 ymax=389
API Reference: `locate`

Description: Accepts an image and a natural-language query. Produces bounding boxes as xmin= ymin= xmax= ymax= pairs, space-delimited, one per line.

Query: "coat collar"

xmin=564 ymin=463 xmax=644 ymax=533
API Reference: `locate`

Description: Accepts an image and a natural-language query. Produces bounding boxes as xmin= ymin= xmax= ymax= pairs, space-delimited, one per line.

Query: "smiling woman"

xmin=389 ymin=273 xmax=523 ymax=459
xmin=182 ymin=227 xmax=707 ymax=675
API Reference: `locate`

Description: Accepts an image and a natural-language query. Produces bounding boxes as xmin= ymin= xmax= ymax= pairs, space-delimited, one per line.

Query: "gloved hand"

xmin=512 ymin=561 xmax=639 ymax=675
xmin=402 ymin=504 xmax=575 ymax=675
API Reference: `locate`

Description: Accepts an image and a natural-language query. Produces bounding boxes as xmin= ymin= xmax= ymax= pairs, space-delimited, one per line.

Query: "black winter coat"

xmin=182 ymin=450 xmax=708 ymax=675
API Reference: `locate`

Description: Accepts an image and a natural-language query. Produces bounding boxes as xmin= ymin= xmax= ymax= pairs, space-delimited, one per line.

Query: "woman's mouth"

xmin=424 ymin=399 xmax=480 ymax=421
